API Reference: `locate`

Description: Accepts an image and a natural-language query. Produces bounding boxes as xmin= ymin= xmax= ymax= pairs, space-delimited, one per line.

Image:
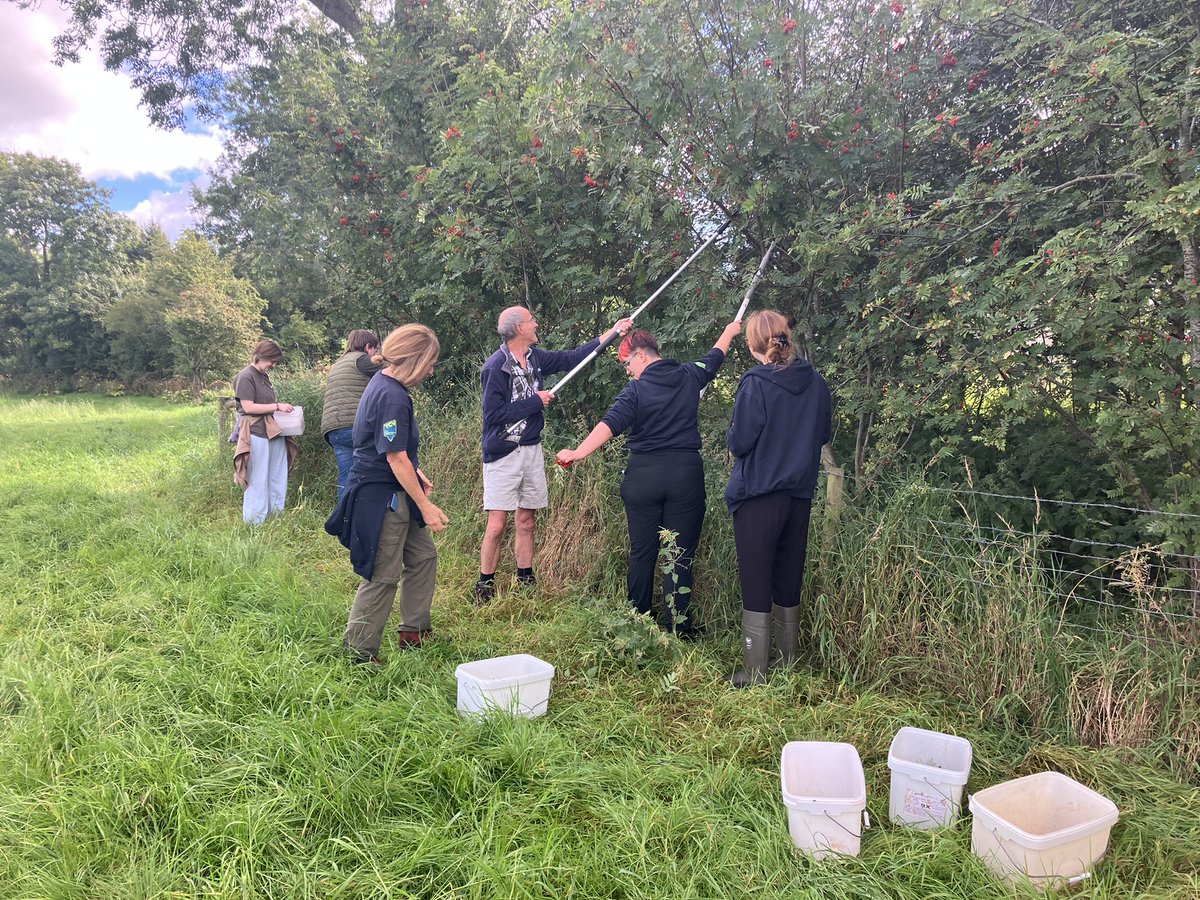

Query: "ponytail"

xmin=766 ymin=331 xmax=792 ymax=366
xmin=746 ymin=311 xmax=796 ymax=366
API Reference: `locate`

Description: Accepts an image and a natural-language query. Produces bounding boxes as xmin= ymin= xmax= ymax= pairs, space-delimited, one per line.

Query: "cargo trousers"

xmin=343 ymin=499 xmax=438 ymax=657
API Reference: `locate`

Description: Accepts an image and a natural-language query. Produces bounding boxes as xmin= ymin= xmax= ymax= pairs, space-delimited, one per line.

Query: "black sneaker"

xmin=669 ymin=621 xmax=705 ymax=643
xmin=516 ymin=572 xmax=537 ymax=587
xmin=473 ymin=581 xmax=495 ymax=606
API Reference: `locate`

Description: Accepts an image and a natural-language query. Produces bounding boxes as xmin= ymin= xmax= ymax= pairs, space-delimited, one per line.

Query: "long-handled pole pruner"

xmin=698 ymin=240 xmax=776 ymax=399
xmin=548 ymin=217 xmax=734 ymax=395
xmin=736 ymin=241 xmax=777 ymax=322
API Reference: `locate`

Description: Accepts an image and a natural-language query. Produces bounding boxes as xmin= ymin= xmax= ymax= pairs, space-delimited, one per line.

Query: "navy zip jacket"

xmin=324 ymin=480 xmax=394 ymax=581
xmin=601 ymin=348 xmax=725 ymax=453
xmin=725 ymin=359 xmax=832 ymax=513
xmin=481 ymin=338 xmax=601 ymax=464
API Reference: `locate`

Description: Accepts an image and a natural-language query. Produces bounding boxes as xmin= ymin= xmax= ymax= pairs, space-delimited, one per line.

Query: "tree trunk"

xmin=821 ymin=444 xmax=844 ymax=556
xmin=1178 ymin=108 xmax=1200 ymax=619
xmin=311 ymin=0 xmax=362 ymax=35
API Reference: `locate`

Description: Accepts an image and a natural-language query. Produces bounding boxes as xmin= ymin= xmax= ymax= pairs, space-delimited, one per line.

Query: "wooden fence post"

xmin=821 ymin=444 xmax=845 ymax=554
xmin=217 ymin=396 xmax=238 ymax=444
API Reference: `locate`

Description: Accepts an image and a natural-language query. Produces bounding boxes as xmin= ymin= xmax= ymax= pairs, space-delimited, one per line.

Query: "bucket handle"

xmin=926 ymin=778 xmax=959 ymax=806
xmin=991 ymin=828 xmax=1092 ymax=885
xmin=821 ymin=807 xmax=870 ymax=838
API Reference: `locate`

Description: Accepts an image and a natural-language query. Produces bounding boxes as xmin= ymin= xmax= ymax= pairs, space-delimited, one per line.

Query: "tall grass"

xmin=0 ymin=393 xmax=1197 ymax=898
xmin=804 ymin=480 xmax=1200 ymax=778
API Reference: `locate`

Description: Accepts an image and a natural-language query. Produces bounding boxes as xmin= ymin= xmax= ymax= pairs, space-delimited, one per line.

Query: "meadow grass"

xmin=0 ymin=393 xmax=1197 ymax=899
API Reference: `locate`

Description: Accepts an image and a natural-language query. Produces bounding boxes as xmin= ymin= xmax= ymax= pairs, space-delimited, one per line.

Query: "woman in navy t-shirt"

xmin=325 ymin=323 xmax=448 ymax=665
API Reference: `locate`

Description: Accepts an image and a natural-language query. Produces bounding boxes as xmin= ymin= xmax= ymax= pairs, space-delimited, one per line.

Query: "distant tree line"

xmin=0 ymin=152 xmax=262 ymax=398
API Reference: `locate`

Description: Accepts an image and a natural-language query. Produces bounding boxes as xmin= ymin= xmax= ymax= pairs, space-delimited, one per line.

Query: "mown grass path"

xmin=0 ymin=395 xmax=1196 ymax=898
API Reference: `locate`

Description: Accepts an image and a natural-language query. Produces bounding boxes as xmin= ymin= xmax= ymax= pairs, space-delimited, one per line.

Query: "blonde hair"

xmin=373 ymin=324 xmax=440 ymax=386
xmin=746 ymin=310 xmax=795 ymax=366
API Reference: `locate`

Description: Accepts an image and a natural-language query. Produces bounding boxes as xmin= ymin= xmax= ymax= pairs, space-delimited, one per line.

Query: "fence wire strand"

xmin=580 ymin=456 xmax=1198 ymax=642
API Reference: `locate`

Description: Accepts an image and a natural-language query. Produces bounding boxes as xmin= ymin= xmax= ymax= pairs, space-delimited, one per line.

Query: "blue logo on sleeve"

xmin=383 ymin=419 xmax=398 ymax=441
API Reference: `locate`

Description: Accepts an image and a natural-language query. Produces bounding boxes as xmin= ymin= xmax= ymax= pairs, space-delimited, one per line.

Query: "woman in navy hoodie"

xmin=725 ymin=310 xmax=832 ymax=686
xmin=556 ymin=319 xmax=742 ymax=638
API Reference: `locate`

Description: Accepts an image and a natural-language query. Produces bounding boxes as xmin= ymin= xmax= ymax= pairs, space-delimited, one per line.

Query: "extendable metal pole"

xmin=736 ymin=241 xmax=777 ymax=322
xmin=698 ymin=241 xmax=776 ymax=399
xmin=548 ymin=218 xmax=733 ymax=394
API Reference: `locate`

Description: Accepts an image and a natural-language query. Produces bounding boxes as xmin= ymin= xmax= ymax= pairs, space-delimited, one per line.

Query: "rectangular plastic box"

xmin=888 ymin=726 xmax=973 ymax=829
xmin=969 ymin=771 xmax=1119 ymax=890
xmin=780 ymin=741 xmax=869 ymax=859
xmin=272 ymin=405 xmax=304 ymax=435
xmin=454 ymin=654 xmax=555 ymax=718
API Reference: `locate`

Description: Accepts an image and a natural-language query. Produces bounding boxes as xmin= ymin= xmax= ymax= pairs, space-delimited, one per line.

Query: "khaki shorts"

xmin=483 ymin=443 xmax=549 ymax=510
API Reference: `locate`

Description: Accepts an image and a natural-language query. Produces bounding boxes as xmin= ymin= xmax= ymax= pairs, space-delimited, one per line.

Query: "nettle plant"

xmin=656 ymin=527 xmax=690 ymax=632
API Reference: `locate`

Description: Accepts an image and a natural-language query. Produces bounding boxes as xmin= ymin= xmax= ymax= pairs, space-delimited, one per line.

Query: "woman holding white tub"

xmin=233 ymin=339 xmax=296 ymax=525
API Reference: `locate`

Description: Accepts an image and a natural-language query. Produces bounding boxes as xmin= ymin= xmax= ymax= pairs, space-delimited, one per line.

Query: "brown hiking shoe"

xmin=397 ymin=629 xmax=435 ymax=649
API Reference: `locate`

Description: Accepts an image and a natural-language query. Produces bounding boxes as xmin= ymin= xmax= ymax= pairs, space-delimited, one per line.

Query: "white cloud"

xmin=127 ymin=174 xmax=211 ymax=241
xmin=0 ymin=5 xmax=225 ymax=183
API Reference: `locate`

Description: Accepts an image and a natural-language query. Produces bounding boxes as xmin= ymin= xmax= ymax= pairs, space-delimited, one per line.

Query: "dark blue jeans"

xmin=326 ymin=428 xmax=355 ymax=500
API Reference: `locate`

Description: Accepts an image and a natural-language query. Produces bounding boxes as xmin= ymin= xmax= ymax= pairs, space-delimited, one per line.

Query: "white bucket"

xmin=887 ymin=726 xmax=973 ymax=829
xmin=273 ymin=405 xmax=304 ymax=436
xmin=969 ymin=771 xmax=1119 ymax=890
xmin=455 ymin=654 xmax=555 ymax=718
xmin=780 ymin=741 xmax=869 ymax=859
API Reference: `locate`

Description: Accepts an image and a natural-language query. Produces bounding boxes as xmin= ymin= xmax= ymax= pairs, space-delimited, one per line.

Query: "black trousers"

xmin=732 ymin=492 xmax=813 ymax=613
xmin=620 ymin=451 xmax=705 ymax=624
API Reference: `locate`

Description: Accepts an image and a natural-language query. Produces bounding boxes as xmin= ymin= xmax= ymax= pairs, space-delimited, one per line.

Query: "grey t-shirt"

xmin=233 ymin=365 xmax=278 ymax=438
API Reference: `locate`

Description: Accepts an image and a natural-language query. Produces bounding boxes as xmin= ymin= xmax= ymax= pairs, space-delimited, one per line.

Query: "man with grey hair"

xmin=476 ymin=306 xmax=632 ymax=603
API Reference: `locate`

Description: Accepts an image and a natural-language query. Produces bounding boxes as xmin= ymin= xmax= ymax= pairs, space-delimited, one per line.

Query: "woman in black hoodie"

xmin=556 ymin=319 xmax=742 ymax=637
xmin=725 ymin=310 xmax=832 ymax=686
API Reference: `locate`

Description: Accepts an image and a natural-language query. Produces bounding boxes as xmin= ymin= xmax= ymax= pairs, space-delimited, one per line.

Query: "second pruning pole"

xmin=698 ymin=240 xmax=777 ymax=399
xmin=736 ymin=241 xmax=777 ymax=322
xmin=549 ymin=218 xmax=734 ymax=395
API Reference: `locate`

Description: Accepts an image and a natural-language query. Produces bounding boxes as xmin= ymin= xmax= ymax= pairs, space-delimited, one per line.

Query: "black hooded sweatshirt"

xmin=601 ymin=348 xmax=725 ymax=453
xmin=725 ymin=359 xmax=832 ymax=514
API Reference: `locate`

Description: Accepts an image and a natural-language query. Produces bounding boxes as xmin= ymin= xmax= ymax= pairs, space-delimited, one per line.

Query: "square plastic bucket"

xmin=780 ymin=741 xmax=868 ymax=859
xmin=455 ymin=654 xmax=555 ymax=718
xmin=888 ymin=726 xmax=973 ymax=829
xmin=969 ymin=771 xmax=1119 ymax=890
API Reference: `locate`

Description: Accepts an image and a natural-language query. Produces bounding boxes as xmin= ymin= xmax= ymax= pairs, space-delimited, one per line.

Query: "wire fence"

xmin=472 ymin=401 xmax=1200 ymax=648
xmin=818 ymin=468 xmax=1200 ymax=646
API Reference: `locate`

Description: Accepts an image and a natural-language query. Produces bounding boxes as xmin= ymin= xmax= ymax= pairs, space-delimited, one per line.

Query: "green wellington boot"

xmin=773 ymin=603 xmax=800 ymax=668
xmin=728 ymin=610 xmax=772 ymax=688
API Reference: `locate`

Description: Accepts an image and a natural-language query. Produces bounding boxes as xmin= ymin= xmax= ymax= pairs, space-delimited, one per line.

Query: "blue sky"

xmin=0 ymin=3 xmax=225 ymax=239
xmin=97 ymin=169 xmax=205 ymax=213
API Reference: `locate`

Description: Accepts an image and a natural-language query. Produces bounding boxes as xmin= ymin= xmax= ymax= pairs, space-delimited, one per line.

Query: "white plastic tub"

xmin=780 ymin=741 xmax=869 ymax=859
xmin=888 ymin=726 xmax=973 ymax=829
xmin=969 ymin=771 xmax=1119 ymax=890
xmin=272 ymin=405 xmax=304 ymax=435
xmin=455 ymin=654 xmax=555 ymax=718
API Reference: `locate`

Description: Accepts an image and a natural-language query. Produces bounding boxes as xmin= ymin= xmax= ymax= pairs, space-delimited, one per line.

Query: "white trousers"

xmin=244 ymin=434 xmax=288 ymax=524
